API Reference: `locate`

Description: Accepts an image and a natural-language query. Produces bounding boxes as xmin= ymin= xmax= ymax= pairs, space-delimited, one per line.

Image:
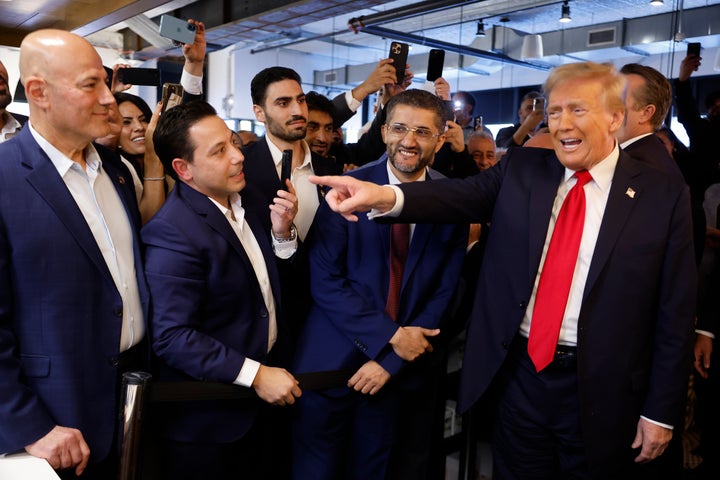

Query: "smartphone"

xmin=280 ymin=149 xmax=292 ymax=191
xmin=473 ymin=116 xmax=483 ymax=131
xmin=533 ymin=97 xmax=546 ymax=112
xmin=159 ymin=15 xmax=197 ymax=45
xmin=161 ymin=83 xmax=184 ymax=113
xmin=426 ymin=49 xmax=445 ymax=82
xmin=116 ymin=68 xmax=159 ymax=86
xmin=388 ymin=41 xmax=409 ymax=85
xmin=687 ymin=42 xmax=701 ymax=57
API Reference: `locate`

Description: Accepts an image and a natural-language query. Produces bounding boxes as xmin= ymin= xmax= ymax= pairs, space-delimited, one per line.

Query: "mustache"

xmin=286 ymin=115 xmax=307 ymax=125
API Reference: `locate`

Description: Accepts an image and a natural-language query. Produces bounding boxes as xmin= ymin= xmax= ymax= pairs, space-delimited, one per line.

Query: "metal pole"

xmin=118 ymin=371 xmax=152 ymax=480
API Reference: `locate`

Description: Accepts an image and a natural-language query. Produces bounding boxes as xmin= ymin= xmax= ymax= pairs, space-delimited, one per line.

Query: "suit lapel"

xmin=583 ymin=153 xmax=642 ymax=297
xmin=528 ymin=152 xmax=565 ymax=288
xmin=20 ymin=131 xmax=115 ymax=284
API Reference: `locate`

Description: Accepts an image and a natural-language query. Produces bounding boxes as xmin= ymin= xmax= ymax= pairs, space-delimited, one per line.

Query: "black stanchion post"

xmin=118 ymin=371 xmax=152 ymax=480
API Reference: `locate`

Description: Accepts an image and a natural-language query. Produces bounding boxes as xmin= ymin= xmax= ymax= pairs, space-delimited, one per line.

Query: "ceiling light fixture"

xmin=476 ymin=19 xmax=486 ymax=37
xmin=559 ymin=1 xmax=572 ymax=23
xmin=650 ymin=0 xmax=664 ymax=5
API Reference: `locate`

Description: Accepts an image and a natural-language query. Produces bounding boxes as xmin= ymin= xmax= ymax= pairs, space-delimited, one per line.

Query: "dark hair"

xmin=453 ymin=91 xmax=476 ymax=112
xmin=620 ymin=63 xmax=672 ymax=130
xmin=153 ymin=101 xmax=217 ymax=180
xmin=305 ymin=91 xmax=337 ymax=125
xmin=114 ymin=92 xmax=153 ymax=123
xmin=385 ymin=89 xmax=448 ymax=132
xmin=250 ymin=66 xmax=302 ymax=107
xmin=521 ymin=90 xmax=542 ymax=102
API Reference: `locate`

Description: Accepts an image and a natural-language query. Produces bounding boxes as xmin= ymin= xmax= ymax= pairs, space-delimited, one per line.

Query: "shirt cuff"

xmin=345 ymin=90 xmax=361 ymax=113
xmin=640 ymin=415 xmax=673 ymax=431
xmin=271 ymin=235 xmax=297 ymax=259
xmin=234 ymin=358 xmax=261 ymax=388
xmin=181 ymin=69 xmax=203 ymax=95
xmin=368 ymin=185 xmax=404 ymax=219
xmin=696 ymin=329 xmax=715 ymax=339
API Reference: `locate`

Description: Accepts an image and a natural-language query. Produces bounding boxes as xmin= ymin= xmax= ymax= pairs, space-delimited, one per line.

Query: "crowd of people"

xmin=0 ymin=15 xmax=718 ymax=480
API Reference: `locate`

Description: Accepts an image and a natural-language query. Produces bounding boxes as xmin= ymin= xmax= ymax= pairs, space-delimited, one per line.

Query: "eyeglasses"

xmin=386 ymin=123 xmax=441 ymax=140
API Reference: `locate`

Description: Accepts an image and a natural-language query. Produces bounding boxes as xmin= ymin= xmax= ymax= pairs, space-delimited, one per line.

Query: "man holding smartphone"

xmin=495 ymin=90 xmax=545 ymax=148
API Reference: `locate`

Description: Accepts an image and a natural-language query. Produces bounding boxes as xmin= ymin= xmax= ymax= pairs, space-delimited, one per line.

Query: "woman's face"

xmin=118 ymin=101 xmax=148 ymax=156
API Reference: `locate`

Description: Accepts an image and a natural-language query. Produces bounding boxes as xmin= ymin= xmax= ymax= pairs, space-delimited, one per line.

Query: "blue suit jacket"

xmin=0 ymin=127 xmax=148 ymax=461
xmin=293 ymin=158 xmax=468 ymax=385
xmin=395 ymin=146 xmax=697 ymax=474
xmin=142 ymin=181 xmax=289 ymax=443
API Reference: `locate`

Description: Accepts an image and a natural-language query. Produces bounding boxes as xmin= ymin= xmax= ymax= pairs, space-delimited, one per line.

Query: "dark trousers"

xmin=492 ymin=337 xmax=589 ymax=480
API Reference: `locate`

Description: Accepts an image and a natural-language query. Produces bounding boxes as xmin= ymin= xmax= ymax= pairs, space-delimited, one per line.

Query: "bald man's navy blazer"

xmin=0 ymin=127 xmax=148 ymax=461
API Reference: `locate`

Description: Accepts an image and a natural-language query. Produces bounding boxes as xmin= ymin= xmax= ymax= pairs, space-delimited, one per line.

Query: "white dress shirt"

xmin=29 ymin=122 xmax=144 ymax=352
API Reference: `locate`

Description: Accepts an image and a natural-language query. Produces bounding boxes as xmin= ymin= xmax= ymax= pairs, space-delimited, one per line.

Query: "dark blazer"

xmin=0 ymin=127 xmax=148 ymax=461
xmin=622 ymin=133 xmax=683 ymax=179
xmin=142 ymin=181 xmax=289 ymax=443
xmin=394 ymin=146 xmax=697 ymax=475
xmin=293 ymin=157 xmax=468 ymax=382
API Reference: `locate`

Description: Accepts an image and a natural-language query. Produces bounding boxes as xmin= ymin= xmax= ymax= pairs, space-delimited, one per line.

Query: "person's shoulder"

xmin=345 ymin=156 xmax=387 ymax=181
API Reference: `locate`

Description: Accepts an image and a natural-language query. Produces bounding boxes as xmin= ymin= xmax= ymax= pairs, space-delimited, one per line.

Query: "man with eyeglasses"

xmin=291 ymin=89 xmax=468 ymax=480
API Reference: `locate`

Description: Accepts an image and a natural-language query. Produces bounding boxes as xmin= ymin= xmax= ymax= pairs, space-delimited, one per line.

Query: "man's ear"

xmin=172 ymin=158 xmax=192 ymax=182
xmin=24 ymin=76 xmax=48 ymax=109
xmin=253 ymin=104 xmax=266 ymax=123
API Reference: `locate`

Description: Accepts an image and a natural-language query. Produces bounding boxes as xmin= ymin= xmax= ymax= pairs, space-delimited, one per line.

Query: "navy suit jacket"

xmin=142 ymin=181 xmax=289 ymax=443
xmin=293 ymin=158 xmax=467 ymax=385
xmin=395 ymin=146 xmax=696 ymax=473
xmin=0 ymin=127 xmax=148 ymax=461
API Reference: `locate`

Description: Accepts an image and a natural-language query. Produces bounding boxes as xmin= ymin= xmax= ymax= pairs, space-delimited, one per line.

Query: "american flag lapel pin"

xmin=625 ymin=187 xmax=635 ymax=199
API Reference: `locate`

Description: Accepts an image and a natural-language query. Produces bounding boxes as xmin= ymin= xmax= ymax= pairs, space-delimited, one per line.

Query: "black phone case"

xmin=427 ymin=49 xmax=445 ymax=82
xmin=389 ymin=42 xmax=409 ymax=85
xmin=280 ymin=149 xmax=292 ymax=191
xmin=687 ymin=42 xmax=701 ymax=57
xmin=117 ymin=68 xmax=159 ymax=86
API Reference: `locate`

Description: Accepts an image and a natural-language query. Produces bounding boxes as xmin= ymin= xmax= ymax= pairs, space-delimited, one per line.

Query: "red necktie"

xmin=385 ymin=223 xmax=410 ymax=322
xmin=528 ymin=170 xmax=593 ymax=372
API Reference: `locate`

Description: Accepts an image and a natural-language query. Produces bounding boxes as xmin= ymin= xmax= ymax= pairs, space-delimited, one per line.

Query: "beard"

xmin=266 ymin=115 xmax=307 ymax=142
xmin=387 ymin=142 xmax=433 ymax=175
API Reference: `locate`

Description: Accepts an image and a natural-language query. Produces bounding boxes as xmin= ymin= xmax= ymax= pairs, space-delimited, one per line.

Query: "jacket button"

xmin=519 ymin=301 xmax=527 ymax=308
xmin=260 ymin=311 xmax=268 ymax=318
xmin=110 ymin=356 xmax=119 ymax=366
xmin=502 ymin=341 xmax=509 ymax=349
xmin=113 ymin=307 xmax=123 ymax=317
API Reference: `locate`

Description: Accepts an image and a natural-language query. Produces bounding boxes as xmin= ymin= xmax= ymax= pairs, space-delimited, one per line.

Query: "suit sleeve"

xmin=332 ymin=92 xmax=356 ymax=126
xmin=642 ymin=184 xmax=698 ymax=426
xmin=341 ymin=106 xmax=388 ymax=167
xmin=0 ymin=220 xmax=56 ymax=452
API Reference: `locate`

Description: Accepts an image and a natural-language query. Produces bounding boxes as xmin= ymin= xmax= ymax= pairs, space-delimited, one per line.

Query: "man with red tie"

xmin=310 ymin=62 xmax=696 ymax=479
xmin=291 ymin=89 xmax=468 ymax=480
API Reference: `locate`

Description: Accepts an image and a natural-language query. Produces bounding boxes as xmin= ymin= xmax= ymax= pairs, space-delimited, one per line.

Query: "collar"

xmin=563 ymin=141 xmax=619 ymax=195
xmin=619 ymin=132 xmax=653 ymax=149
xmin=386 ymin=161 xmax=427 ymax=185
xmin=266 ymin=137 xmax=313 ymax=170
xmin=28 ymin=121 xmax=101 ymax=175
xmin=209 ymin=192 xmax=246 ymax=229
xmin=1 ymin=111 xmax=21 ymax=132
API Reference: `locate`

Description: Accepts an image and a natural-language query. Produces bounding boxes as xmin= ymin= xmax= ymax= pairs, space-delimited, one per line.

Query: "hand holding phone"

xmin=388 ymin=41 xmax=409 ymax=85
xmin=687 ymin=42 xmax=701 ymax=57
xmin=533 ymin=97 xmax=546 ymax=112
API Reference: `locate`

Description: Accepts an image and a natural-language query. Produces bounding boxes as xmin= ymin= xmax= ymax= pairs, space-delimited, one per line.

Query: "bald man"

xmin=0 ymin=30 xmax=148 ymax=479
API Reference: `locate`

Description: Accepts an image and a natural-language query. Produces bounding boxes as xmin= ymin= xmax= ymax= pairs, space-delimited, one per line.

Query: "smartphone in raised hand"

xmin=426 ymin=49 xmax=445 ymax=82
xmin=389 ymin=41 xmax=409 ymax=85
